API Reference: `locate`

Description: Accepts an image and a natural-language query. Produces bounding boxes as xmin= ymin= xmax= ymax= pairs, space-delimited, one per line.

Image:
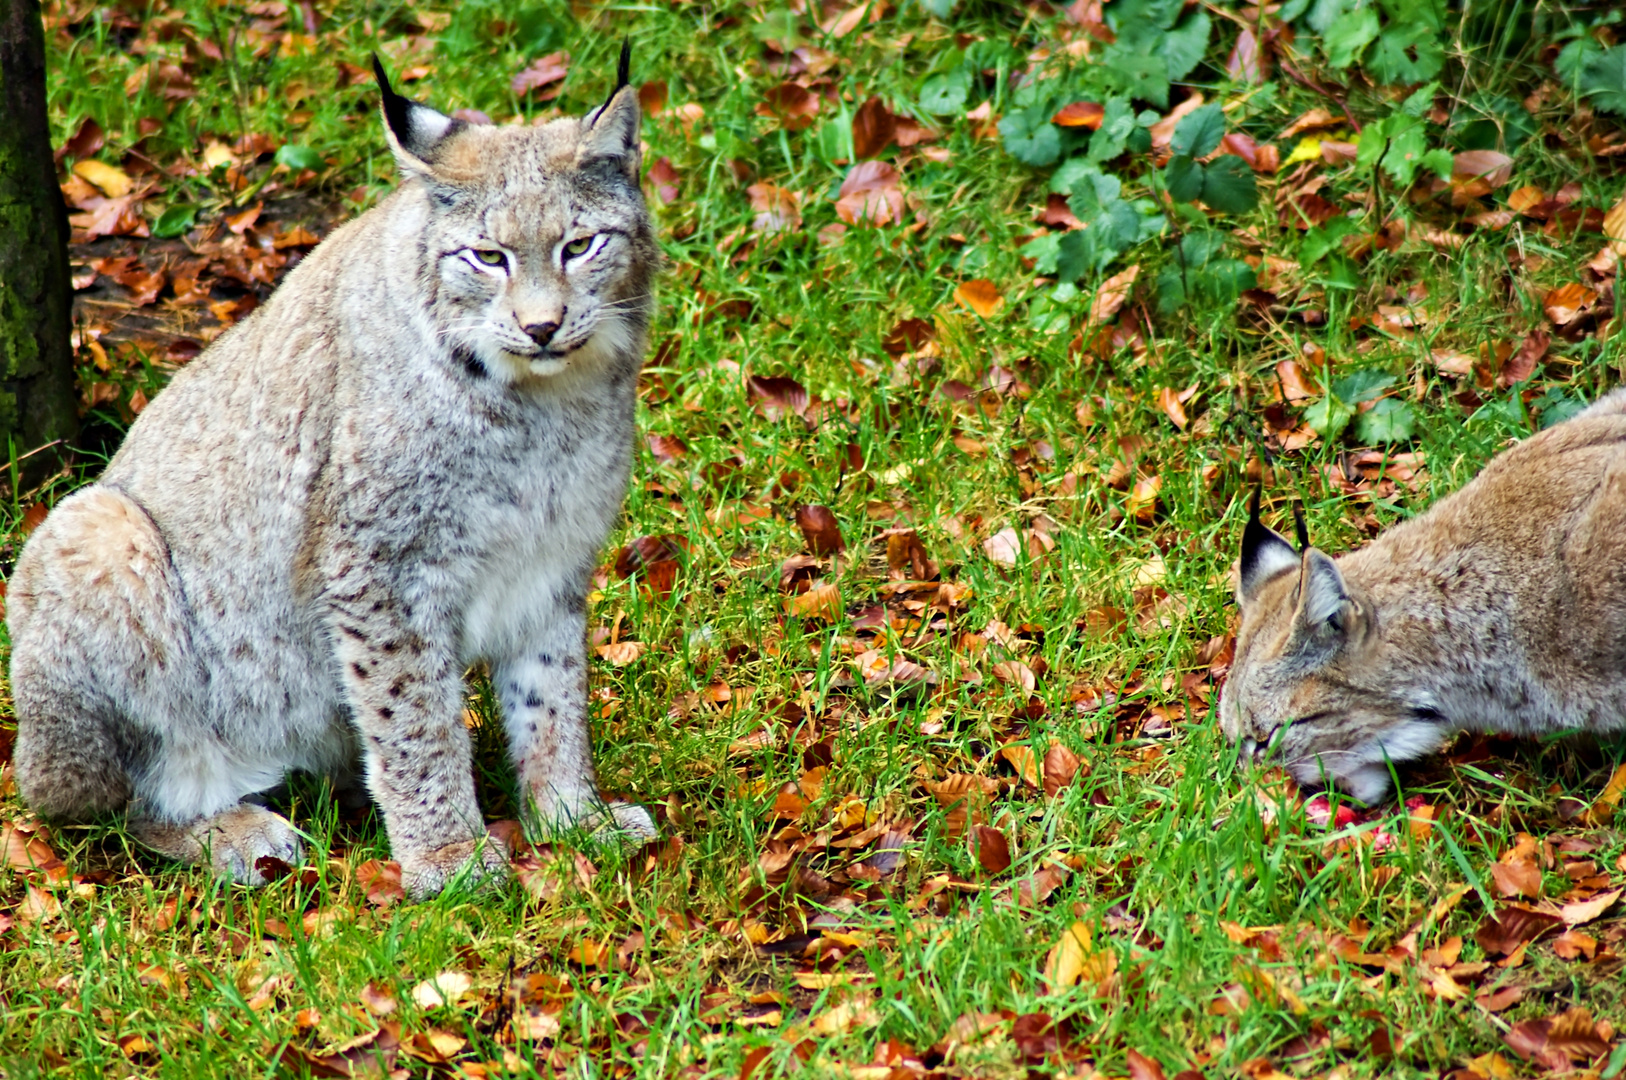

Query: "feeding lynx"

xmin=8 ymin=50 xmax=659 ymax=897
xmin=1221 ymin=388 xmax=1626 ymax=805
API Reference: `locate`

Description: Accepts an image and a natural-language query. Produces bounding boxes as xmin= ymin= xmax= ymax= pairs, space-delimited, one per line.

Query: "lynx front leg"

xmin=493 ymin=609 xmax=654 ymax=843
xmin=331 ymin=610 xmax=507 ymax=898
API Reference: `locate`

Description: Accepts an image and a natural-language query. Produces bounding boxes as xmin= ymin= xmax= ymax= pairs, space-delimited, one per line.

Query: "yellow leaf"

xmin=72 ymin=159 xmax=133 ymax=198
xmin=1282 ymin=136 xmax=1323 ymax=167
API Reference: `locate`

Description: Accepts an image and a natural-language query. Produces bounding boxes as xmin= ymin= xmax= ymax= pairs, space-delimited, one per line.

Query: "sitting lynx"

xmin=1222 ymin=388 xmax=1626 ymax=804
xmin=7 ymin=52 xmax=659 ymax=896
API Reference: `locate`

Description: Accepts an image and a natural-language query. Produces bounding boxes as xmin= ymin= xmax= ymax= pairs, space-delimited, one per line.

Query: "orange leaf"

xmin=1085 ymin=264 xmax=1139 ymax=328
xmin=954 ymin=279 xmax=1004 ymax=318
xmin=1156 ymin=386 xmax=1188 ymax=431
xmin=1051 ymin=101 xmax=1104 ymax=129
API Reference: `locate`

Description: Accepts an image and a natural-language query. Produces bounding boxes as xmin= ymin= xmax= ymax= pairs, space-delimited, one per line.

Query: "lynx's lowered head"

xmin=1218 ymin=492 xmax=1449 ymax=804
xmin=371 ymin=44 xmax=657 ymax=385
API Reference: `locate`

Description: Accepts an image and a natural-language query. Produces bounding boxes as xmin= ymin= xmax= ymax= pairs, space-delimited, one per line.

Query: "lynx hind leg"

xmin=131 ymin=805 xmax=303 ymax=886
xmin=9 ymin=486 xmax=197 ymax=820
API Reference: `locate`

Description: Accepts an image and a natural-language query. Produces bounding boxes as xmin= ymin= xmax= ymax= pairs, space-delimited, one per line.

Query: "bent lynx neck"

xmin=7 ymin=51 xmax=660 ymax=897
xmin=1222 ymin=388 xmax=1626 ymax=804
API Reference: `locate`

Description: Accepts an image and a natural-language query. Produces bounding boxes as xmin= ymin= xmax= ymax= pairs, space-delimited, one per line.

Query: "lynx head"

xmin=1218 ymin=493 xmax=1447 ymax=804
xmin=373 ymin=44 xmax=657 ymax=385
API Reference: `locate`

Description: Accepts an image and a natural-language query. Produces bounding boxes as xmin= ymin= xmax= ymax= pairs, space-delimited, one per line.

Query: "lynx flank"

xmin=7 ymin=52 xmax=659 ymax=897
xmin=1222 ymin=388 xmax=1626 ymax=805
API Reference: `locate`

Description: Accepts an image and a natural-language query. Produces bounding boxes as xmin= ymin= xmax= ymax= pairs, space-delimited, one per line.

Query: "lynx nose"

xmin=524 ymin=321 xmax=561 ymax=347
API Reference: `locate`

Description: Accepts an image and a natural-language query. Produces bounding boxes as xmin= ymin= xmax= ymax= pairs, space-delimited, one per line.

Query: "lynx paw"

xmin=133 ymin=804 xmax=304 ymax=886
xmin=399 ymin=836 xmax=511 ymax=900
xmin=592 ymin=801 xmax=657 ymax=845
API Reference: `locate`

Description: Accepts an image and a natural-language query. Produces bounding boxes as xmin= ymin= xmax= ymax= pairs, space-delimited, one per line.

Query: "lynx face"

xmin=1220 ymin=504 xmax=1450 ymax=804
xmin=381 ymin=79 xmax=656 ymax=385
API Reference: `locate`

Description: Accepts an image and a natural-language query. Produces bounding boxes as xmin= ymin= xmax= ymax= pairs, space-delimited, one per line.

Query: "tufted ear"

xmin=1238 ymin=488 xmax=1299 ymax=604
xmin=374 ymin=54 xmax=464 ymax=177
xmin=1293 ymin=547 xmax=1364 ymax=642
xmin=579 ymin=40 xmax=640 ymax=178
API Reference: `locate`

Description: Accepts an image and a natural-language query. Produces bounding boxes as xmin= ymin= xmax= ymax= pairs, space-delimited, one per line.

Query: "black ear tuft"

xmin=597 ymin=38 xmax=633 ymax=120
xmin=1292 ymin=500 xmax=1309 ymax=552
xmin=373 ymin=54 xmax=412 ymax=148
xmin=373 ymin=53 xmax=461 ymax=170
xmin=1239 ymin=488 xmax=1300 ymax=603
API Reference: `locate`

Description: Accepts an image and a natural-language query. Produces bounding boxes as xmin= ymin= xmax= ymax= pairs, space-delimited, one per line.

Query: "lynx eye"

xmin=470 ymin=249 xmax=507 ymax=269
xmin=562 ymin=235 xmax=594 ymax=260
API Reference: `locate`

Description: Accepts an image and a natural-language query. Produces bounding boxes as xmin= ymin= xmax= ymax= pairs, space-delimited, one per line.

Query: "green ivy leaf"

xmin=919 ymin=70 xmax=971 ymax=116
xmin=1171 ymin=103 xmax=1227 ymax=158
xmin=1305 ymin=394 xmax=1355 ymax=441
xmin=1356 ymin=397 xmax=1416 ymax=443
xmin=1323 ymin=6 xmax=1380 ymax=68
xmin=1000 ymin=107 xmax=1062 ymax=167
xmin=1200 ymin=155 xmax=1257 ymax=214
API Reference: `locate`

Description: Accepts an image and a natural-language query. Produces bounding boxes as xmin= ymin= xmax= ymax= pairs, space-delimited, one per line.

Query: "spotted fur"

xmin=8 ymin=60 xmax=659 ymax=896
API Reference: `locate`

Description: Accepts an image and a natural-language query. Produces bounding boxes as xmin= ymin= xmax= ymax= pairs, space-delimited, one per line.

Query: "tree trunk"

xmin=0 ymin=0 xmax=77 ymax=474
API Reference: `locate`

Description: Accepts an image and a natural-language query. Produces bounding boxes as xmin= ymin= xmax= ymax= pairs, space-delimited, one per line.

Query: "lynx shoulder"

xmin=7 ymin=52 xmax=659 ymax=896
xmin=1221 ymin=388 xmax=1626 ymax=804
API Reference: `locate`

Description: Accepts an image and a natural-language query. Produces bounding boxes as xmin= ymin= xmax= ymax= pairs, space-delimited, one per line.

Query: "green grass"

xmin=7 ymin=0 xmax=1626 ymax=1076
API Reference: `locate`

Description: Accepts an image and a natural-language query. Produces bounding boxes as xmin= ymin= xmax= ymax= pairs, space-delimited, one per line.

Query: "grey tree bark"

xmin=0 ymin=0 xmax=78 ymax=471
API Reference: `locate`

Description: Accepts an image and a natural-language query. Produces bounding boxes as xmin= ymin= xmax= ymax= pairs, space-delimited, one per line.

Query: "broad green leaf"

xmin=1419 ymin=147 xmax=1454 ymax=180
xmin=1381 ymin=117 xmax=1429 ymax=184
xmin=1555 ymin=37 xmax=1605 ymax=86
xmin=1160 ymin=12 xmax=1212 ymax=80
xmin=1199 ymin=155 xmax=1257 ymax=214
xmin=1055 ymin=230 xmax=1095 ymax=282
xmin=1178 ymin=229 xmax=1227 ymax=266
xmin=1163 ymin=155 xmax=1204 ymax=202
xmin=920 ymin=0 xmax=957 ymax=15
xmin=1171 ymin=103 xmax=1227 ymax=158
xmin=1020 ymin=232 xmax=1062 ymax=276
xmin=1331 ymin=369 xmax=1394 ymax=404
xmin=274 ymin=143 xmax=324 ymax=172
xmin=1300 ymin=218 xmax=1361 ymax=264
xmin=1323 ymin=6 xmax=1380 ymax=68
xmin=1087 ymin=98 xmax=1138 ymax=163
xmin=1000 ymin=108 xmax=1062 ymax=166
xmin=1098 ymin=47 xmax=1171 ymax=108
xmin=1305 ymin=394 xmax=1354 ymax=440
xmin=919 ymin=70 xmax=970 ymax=116
xmin=1195 ymin=259 xmax=1257 ymax=301
xmin=1156 ymin=267 xmax=1188 ymax=314
xmin=1536 ymin=387 xmax=1588 ymax=429
xmin=1306 ymin=0 xmax=1357 ymax=34
xmin=1399 ymin=82 xmax=1440 ymax=118
xmin=1356 ymin=397 xmax=1416 ymax=443
xmin=1068 ymin=170 xmax=1123 ymax=218
xmin=1106 ymin=0 xmax=1185 ymax=31
xmin=1049 ymin=158 xmax=1103 ymax=195
xmin=1582 ymin=46 xmax=1626 ymax=117
xmin=152 ymin=204 xmax=198 ymax=238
